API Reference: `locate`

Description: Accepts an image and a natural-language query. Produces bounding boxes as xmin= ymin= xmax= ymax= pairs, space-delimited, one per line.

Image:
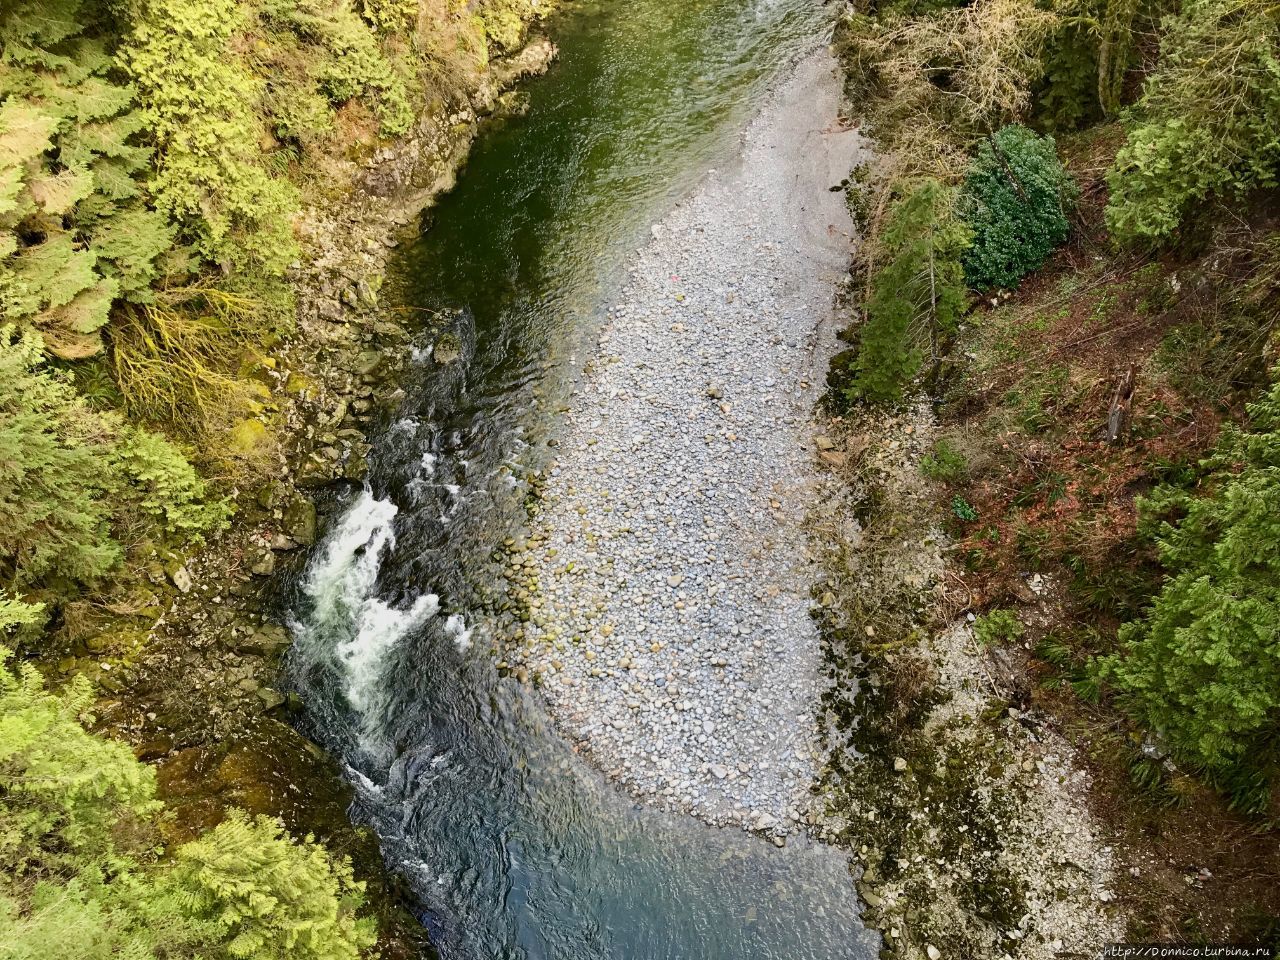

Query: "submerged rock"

xmin=434 ymin=332 xmax=462 ymax=364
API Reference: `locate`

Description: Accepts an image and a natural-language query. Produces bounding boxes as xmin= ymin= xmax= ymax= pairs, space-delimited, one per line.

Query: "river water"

xmin=284 ymin=1 xmax=876 ymax=957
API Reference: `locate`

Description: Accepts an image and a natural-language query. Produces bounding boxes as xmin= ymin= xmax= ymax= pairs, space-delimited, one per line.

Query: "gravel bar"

xmin=516 ymin=48 xmax=866 ymax=835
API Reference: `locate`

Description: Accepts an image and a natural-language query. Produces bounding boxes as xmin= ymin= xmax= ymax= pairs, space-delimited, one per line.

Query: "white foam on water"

xmin=339 ymin=591 xmax=440 ymax=713
xmin=346 ymin=763 xmax=385 ymax=797
xmin=444 ymin=613 xmax=473 ymax=651
xmin=406 ymin=477 xmax=430 ymax=502
xmin=296 ymin=490 xmax=439 ymax=723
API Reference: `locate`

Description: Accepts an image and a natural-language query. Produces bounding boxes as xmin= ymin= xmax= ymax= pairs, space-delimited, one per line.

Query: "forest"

xmin=1 ymin=0 xmax=544 ymax=953
xmin=829 ymin=0 xmax=1279 ymax=940
xmin=0 ymin=0 xmax=1277 ymax=952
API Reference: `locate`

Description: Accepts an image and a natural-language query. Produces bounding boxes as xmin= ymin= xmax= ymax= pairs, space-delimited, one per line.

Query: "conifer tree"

xmin=0 ymin=647 xmax=378 ymax=958
xmin=0 ymin=325 xmax=226 ymax=592
xmin=848 ymin=179 xmax=971 ymax=404
xmin=1106 ymin=0 xmax=1280 ymax=241
xmin=1104 ymin=375 xmax=1280 ymax=774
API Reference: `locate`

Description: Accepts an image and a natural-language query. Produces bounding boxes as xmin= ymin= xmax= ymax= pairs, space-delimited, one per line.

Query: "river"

xmin=283 ymin=1 xmax=876 ymax=957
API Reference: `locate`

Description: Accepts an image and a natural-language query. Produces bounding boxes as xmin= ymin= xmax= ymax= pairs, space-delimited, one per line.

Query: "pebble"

xmin=511 ymin=53 xmax=864 ymax=832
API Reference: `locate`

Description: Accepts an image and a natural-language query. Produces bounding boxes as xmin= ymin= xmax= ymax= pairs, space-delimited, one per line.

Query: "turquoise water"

xmin=286 ymin=2 xmax=876 ymax=957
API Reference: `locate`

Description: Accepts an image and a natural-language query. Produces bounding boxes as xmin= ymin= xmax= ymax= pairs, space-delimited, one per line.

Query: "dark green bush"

xmin=847 ymin=179 xmax=971 ymax=405
xmin=960 ymin=125 xmax=1074 ymax=291
xmin=1101 ymin=373 xmax=1280 ymax=778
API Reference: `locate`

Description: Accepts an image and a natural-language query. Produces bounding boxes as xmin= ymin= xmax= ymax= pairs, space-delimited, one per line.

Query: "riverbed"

xmin=284 ymin=1 xmax=877 ymax=957
xmin=515 ymin=50 xmax=864 ymax=832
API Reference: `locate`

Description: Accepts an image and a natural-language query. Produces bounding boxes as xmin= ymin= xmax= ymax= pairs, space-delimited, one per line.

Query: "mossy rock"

xmin=285 ymin=371 xmax=314 ymax=394
xmin=226 ymin=418 xmax=272 ymax=457
xmin=355 ymin=350 xmax=384 ymax=377
xmin=282 ymin=495 xmax=318 ymax=545
xmin=435 ymin=332 xmax=462 ymax=364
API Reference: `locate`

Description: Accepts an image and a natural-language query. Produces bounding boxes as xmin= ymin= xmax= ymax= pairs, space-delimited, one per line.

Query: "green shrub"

xmin=0 ymin=326 xmax=126 ymax=586
xmin=120 ymin=0 xmax=300 ymax=278
xmin=0 ymin=594 xmax=44 ymax=632
xmin=921 ymin=438 xmax=968 ymax=482
xmin=960 ymin=125 xmax=1074 ymax=291
xmin=0 ymin=646 xmax=377 ymax=958
xmin=847 ymin=179 xmax=971 ymax=405
xmin=114 ymin=426 xmax=230 ymax=539
xmin=0 ymin=0 xmax=174 ymax=359
xmin=170 ymin=812 xmax=377 ymax=960
xmin=1102 ymin=373 xmax=1280 ymax=774
xmin=357 ymin=0 xmax=418 ymax=32
xmin=478 ymin=0 xmax=545 ymax=52
xmin=0 ymin=326 xmax=226 ymax=590
xmin=300 ymin=0 xmax=414 ymax=137
xmin=1105 ymin=0 xmax=1280 ymax=242
xmin=974 ymin=608 xmax=1024 ymax=646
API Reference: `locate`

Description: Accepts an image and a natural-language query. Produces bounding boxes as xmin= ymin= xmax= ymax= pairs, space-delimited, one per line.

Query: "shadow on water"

xmin=284 ymin=0 xmax=878 ymax=956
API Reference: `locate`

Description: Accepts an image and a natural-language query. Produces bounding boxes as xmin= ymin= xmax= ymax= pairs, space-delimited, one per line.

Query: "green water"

xmin=409 ymin=0 xmax=828 ymax=340
xmin=287 ymin=2 xmax=877 ymax=957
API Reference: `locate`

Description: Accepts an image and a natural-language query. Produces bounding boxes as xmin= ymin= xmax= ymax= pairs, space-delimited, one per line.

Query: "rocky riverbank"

xmin=502 ymin=49 xmax=866 ymax=837
xmin=82 ymin=34 xmax=557 ymax=959
xmin=806 ymin=402 xmax=1125 ymax=959
xmin=494 ymin=36 xmax=1126 ymax=960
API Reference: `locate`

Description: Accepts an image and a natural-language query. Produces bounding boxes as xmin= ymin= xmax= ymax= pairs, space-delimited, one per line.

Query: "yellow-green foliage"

xmin=171 ymin=812 xmax=377 ymax=960
xmin=358 ymin=0 xmax=419 ymax=33
xmin=837 ymin=0 xmax=1059 ymax=181
xmin=3 ymin=0 xmax=423 ymax=333
xmin=2 ymin=0 xmax=536 ymax=439
xmin=0 ymin=325 xmax=227 ymax=592
xmin=253 ymin=0 xmax=417 ymax=150
xmin=109 ymin=286 xmax=276 ymax=441
xmin=0 ymin=647 xmax=378 ymax=958
xmin=0 ymin=594 xmax=44 ymax=632
xmin=119 ymin=0 xmax=301 ymax=278
xmin=0 ymin=0 xmax=174 ymax=360
xmin=478 ymin=0 xmax=542 ymax=52
xmin=1106 ymin=0 xmax=1280 ymax=241
xmin=0 ymin=650 xmax=157 ymax=867
xmin=299 ymin=0 xmax=415 ymax=136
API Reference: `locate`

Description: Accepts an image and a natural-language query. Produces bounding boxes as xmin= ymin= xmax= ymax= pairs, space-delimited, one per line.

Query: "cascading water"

xmin=284 ymin=0 xmax=878 ymax=956
xmin=289 ymin=491 xmax=442 ymax=745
